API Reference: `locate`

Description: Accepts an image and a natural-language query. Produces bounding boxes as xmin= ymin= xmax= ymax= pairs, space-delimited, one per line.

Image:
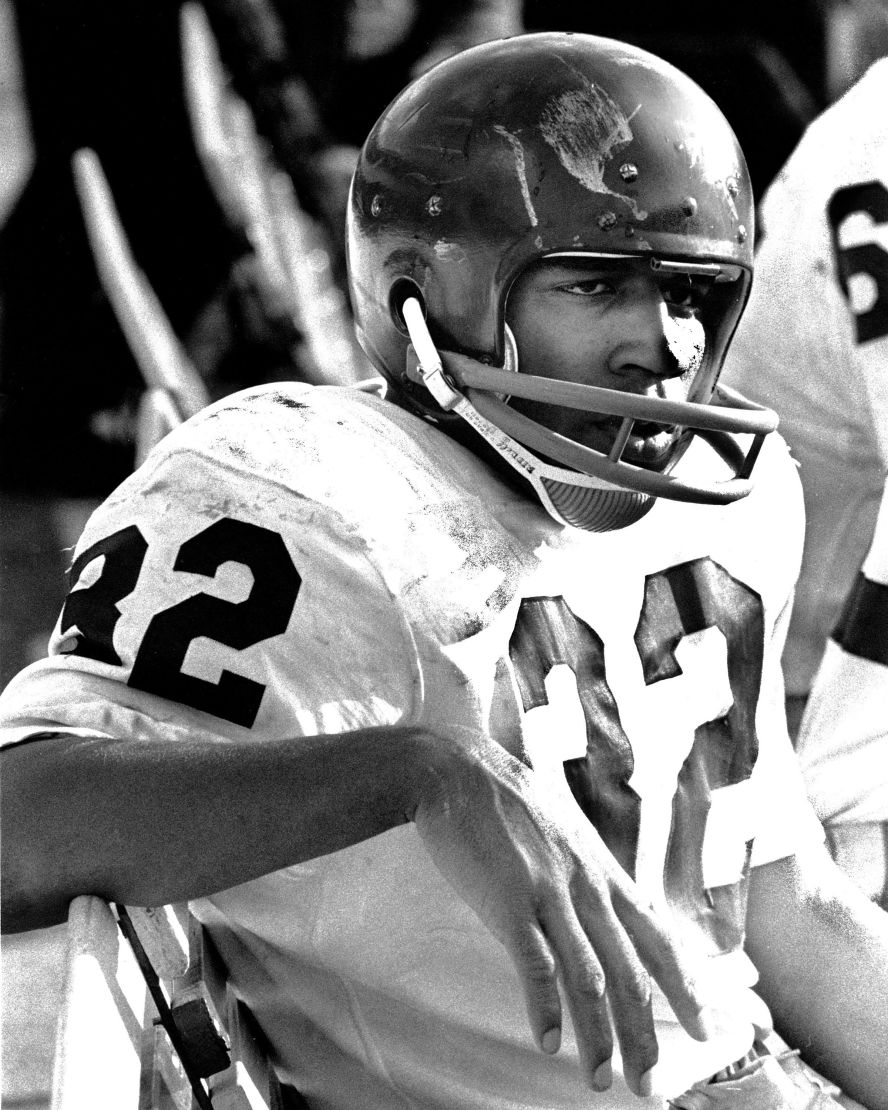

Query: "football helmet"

xmin=347 ymin=32 xmax=777 ymax=530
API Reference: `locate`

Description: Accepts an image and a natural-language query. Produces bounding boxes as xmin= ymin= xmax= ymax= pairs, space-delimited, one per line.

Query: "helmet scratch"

xmin=493 ymin=125 xmax=539 ymax=228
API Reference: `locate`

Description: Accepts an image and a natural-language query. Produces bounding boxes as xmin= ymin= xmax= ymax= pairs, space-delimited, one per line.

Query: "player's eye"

xmin=557 ymin=278 xmax=614 ymax=297
xmin=662 ymin=278 xmax=712 ymax=314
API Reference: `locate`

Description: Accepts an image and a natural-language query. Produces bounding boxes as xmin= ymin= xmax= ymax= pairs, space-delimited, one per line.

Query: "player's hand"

xmin=413 ymin=731 xmax=718 ymax=1097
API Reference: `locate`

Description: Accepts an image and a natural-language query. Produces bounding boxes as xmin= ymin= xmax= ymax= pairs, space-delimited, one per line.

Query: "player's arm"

xmin=0 ymin=725 xmax=439 ymax=931
xmin=745 ymin=840 xmax=888 ymax=1108
xmin=1 ymin=721 xmax=716 ymax=1096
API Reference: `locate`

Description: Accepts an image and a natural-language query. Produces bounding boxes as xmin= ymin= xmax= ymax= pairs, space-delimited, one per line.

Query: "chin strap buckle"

xmin=402 ymin=298 xmax=463 ymax=411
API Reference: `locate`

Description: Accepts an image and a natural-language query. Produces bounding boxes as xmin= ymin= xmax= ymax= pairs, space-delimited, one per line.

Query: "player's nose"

xmin=611 ymin=287 xmax=698 ymax=383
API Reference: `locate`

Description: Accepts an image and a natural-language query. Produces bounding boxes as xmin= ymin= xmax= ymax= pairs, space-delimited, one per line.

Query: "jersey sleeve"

xmin=0 ymin=437 xmax=422 ymax=753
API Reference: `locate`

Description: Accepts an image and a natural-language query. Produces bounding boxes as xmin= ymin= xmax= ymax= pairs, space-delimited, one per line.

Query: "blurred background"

xmin=2 ymin=1 xmax=888 ymax=1105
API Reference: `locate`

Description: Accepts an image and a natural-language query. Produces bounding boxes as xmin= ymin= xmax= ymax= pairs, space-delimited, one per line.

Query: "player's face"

xmin=505 ymin=260 xmax=710 ymax=470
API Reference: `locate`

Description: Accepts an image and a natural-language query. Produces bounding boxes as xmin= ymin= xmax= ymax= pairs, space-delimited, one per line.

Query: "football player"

xmin=724 ymin=58 xmax=888 ymax=736
xmin=723 ymin=59 xmax=888 ymax=912
xmin=2 ymin=34 xmax=887 ymax=1108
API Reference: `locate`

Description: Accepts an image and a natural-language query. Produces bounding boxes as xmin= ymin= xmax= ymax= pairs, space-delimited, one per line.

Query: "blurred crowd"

xmin=1 ymin=0 xmax=887 ymax=499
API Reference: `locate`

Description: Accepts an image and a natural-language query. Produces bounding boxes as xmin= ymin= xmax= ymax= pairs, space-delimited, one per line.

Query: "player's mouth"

xmin=585 ymin=416 xmax=680 ymax=469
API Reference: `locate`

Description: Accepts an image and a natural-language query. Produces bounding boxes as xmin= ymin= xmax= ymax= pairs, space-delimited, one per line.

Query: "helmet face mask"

xmin=347 ymin=32 xmax=776 ymax=530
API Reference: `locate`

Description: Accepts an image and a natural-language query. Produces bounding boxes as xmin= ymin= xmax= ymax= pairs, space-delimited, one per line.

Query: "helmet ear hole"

xmin=389 ymin=279 xmax=424 ymax=336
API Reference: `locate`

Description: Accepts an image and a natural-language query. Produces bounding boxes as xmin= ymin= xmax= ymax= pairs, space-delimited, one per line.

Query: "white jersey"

xmin=0 ymin=382 xmax=822 ymax=1107
xmin=723 ymin=58 xmax=888 ymax=699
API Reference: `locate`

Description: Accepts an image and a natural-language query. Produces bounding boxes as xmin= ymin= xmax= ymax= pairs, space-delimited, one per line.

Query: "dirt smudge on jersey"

xmin=401 ymin=502 xmax=529 ymax=644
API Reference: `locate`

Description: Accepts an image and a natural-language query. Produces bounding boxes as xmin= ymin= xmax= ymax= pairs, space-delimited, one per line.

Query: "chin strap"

xmin=400 ymin=297 xmax=778 ymax=530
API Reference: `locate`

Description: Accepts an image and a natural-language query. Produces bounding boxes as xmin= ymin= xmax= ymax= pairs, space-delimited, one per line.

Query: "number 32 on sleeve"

xmin=58 ymin=518 xmax=302 ymax=727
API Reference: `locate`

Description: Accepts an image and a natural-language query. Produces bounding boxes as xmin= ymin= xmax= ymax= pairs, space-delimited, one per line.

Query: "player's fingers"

xmin=613 ymin=996 xmax=659 ymax=1098
xmin=505 ymin=920 xmax=563 ymax=1056
xmin=539 ymin=902 xmax=614 ymax=1091
xmin=611 ymin=885 xmax=718 ymax=1044
xmin=572 ymin=896 xmax=658 ymax=1095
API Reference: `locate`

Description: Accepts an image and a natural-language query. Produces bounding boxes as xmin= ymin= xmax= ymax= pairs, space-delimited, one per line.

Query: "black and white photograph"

xmin=2 ymin=2 xmax=887 ymax=1107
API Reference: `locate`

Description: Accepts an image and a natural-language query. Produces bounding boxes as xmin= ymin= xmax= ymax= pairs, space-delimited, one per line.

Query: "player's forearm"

xmin=2 ymin=726 xmax=722 ymax=1090
xmin=746 ymin=845 xmax=888 ymax=1108
xmin=0 ymin=726 xmax=444 ymax=933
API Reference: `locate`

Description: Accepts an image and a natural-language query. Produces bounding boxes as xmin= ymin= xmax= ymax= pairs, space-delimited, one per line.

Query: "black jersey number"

xmin=509 ymin=598 xmax=641 ymax=879
xmin=828 ymin=180 xmax=888 ymax=343
xmin=128 ymin=519 xmax=301 ymax=726
xmin=509 ymin=558 xmax=763 ymax=954
xmin=60 ymin=525 xmax=149 ymax=666
xmin=60 ymin=519 xmax=301 ymax=727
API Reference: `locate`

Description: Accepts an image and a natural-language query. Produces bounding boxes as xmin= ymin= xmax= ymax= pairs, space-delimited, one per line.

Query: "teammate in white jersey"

xmin=3 ymin=33 xmax=888 ymax=1109
xmin=723 ymin=60 xmax=888 ymax=913
xmin=724 ymin=58 xmax=888 ymax=732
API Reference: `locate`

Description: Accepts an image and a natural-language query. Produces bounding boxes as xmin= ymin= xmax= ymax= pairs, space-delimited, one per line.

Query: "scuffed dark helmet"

xmin=347 ymin=33 xmax=776 ymax=530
